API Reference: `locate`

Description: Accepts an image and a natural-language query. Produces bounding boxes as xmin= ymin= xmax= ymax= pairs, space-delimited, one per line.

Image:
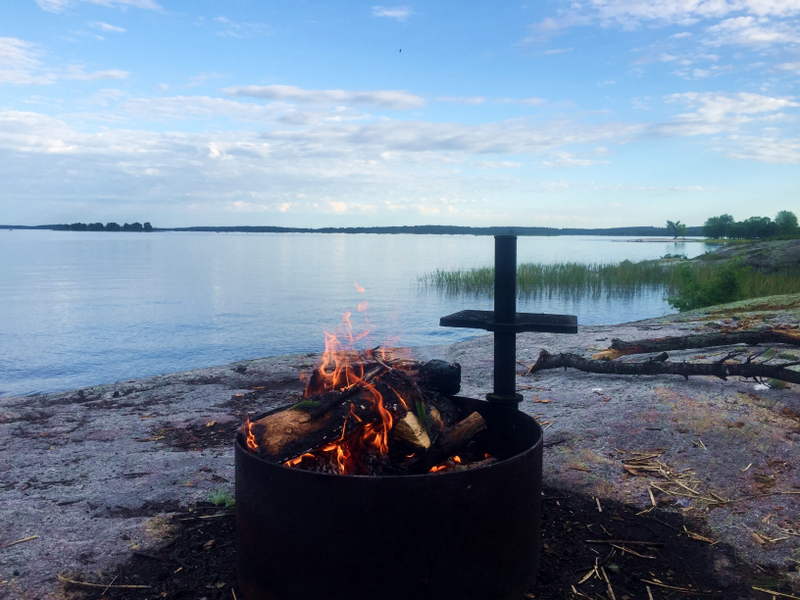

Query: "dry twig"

xmin=752 ymin=587 xmax=800 ymax=599
xmin=0 ymin=535 xmax=38 ymax=549
xmin=57 ymin=573 xmax=151 ymax=590
xmin=641 ymin=579 xmax=712 ymax=594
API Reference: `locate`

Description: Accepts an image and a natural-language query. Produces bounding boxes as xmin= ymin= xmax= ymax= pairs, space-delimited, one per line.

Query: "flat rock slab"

xmin=2 ymin=297 xmax=800 ymax=598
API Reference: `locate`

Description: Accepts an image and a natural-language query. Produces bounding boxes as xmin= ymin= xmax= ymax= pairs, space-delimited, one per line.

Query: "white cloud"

xmin=473 ymin=160 xmax=522 ymax=169
xmin=36 ymin=0 xmax=161 ymax=12
xmin=122 ymin=95 xmax=372 ymax=125
xmin=256 ymin=118 xmax=647 ymax=155
xmin=706 ymin=16 xmax=799 ymax=45
xmin=668 ymin=91 xmax=798 ymax=120
xmin=590 ymin=0 xmax=800 ymax=26
xmin=0 ymin=38 xmax=55 ymax=85
xmin=495 ymin=97 xmax=546 ymax=106
xmin=723 ymin=134 xmax=800 ymax=163
xmin=524 ymin=0 xmax=800 ymax=49
xmin=34 ymin=0 xmax=70 ymax=11
xmin=212 ymin=16 xmax=271 ymax=38
xmin=372 ymin=6 xmax=413 ymax=21
xmin=221 ymin=84 xmax=425 ymax=109
xmin=85 ymin=87 xmax=127 ymax=106
xmin=541 ymin=151 xmax=611 ymax=168
xmin=1 ymin=37 xmax=130 ymax=85
xmin=776 ymin=61 xmax=800 ymax=73
xmin=89 ymin=21 xmax=126 ymax=33
xmin=660 ymin=91 xmax=799 ymax=136
xmin=66 ymin=65 xmax=129 ymax=81
xmin=521 ymin=13 xmax=590 ymax=43
xmin=436 ymin=96 xmax=486 ymax=105
xmin=183 ymin=72 xmax=226 ymax=88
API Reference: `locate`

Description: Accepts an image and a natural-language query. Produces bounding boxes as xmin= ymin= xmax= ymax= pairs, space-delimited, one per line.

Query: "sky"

xmin=1 ymin=0 xmax=799 ymax=229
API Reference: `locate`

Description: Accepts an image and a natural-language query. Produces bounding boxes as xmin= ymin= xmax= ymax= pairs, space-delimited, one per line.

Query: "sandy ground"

xmin=1 ymin=296 xmax=799 ymax=599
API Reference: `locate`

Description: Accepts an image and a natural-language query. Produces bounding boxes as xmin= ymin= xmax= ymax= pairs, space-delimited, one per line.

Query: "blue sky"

xmin=1 ymin=0 xmax=798 ymax=228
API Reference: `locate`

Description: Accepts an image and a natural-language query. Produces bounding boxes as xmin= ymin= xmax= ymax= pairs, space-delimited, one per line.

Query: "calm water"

xmin=0 ymin=230 xmax=711 ymax=397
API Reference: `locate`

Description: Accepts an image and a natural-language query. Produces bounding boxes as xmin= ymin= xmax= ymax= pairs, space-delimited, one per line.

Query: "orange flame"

xmin=289 ymin=309 xmax=402 ymax=474
xmin=243 ymin=416 xmax=258 ymax=452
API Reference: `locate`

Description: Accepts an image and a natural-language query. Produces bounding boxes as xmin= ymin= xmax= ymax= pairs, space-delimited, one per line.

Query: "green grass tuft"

xmin=205 ymin=489 xmax=235 ymax=508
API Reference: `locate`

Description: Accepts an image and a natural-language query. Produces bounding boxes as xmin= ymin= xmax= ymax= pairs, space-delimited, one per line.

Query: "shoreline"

xmin=2 ymin=296 xmax=799 ymax=598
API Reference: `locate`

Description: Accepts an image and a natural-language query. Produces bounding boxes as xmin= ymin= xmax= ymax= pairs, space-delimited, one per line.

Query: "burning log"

xmin=240 ymin=352 xmax=486 ymax=476
xmin=407 ymin=410 xmax=488 ymax=474
xmin=391 ymin=412 xmax=431 ymax=451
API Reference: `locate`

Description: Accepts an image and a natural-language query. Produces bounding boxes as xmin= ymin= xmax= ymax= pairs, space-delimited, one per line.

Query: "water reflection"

xmin=0 ymin=231 xmax=711 ymax=396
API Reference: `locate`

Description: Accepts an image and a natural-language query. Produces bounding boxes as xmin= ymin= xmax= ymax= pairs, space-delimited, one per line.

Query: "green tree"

xmin=742 ymin=216 xmax=775 ymax=239
xmin=775 ymin=210 xmax=799 ymax=236
xmin=702 ymin=214 xmax=734 ymax=238
xmin=666 ymin=220 xmax=687 ymax=239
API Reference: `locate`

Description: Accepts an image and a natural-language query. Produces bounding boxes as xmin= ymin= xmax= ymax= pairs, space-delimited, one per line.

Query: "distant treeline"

xmin=1 ymin=222 xmax=153 ymax=232
xmin=56 ymin=222 xmax=154 ymax=232
xmin=0 ymin=223 xmax=705 ymax=236
xmin=167 ymin=224 xmax=704 ymax=236
xmin=703 ymin=211 xmax=799 ymax=239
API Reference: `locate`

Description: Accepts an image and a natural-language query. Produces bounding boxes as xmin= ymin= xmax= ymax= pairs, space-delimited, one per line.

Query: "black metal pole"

xmin=487 ymin=235 xmax=523 ymax=406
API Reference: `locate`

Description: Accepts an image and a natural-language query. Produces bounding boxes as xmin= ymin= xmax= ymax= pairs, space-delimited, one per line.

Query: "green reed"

xmin=418 ymin=260 xmax=800 ymax=303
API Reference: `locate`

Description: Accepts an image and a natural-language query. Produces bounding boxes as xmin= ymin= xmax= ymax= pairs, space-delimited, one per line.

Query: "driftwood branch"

xmin=527 ymin=349 xmax=800 ymax=384
xmin=594 ymin=328 xmax=800 ymax=360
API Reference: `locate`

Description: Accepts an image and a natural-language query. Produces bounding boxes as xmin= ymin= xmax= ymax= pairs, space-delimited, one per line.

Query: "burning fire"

xmin=239 ymin=287 xmax=491 ymax=476
xmin=284 ymin=293 xmax=408 ymax=474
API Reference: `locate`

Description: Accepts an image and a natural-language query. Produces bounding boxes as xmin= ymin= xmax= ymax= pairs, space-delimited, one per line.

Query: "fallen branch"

xmin=527 ymin=349 xmax=800 ymax=384
xmin=594 ymin=328 xmax=800 ymax=360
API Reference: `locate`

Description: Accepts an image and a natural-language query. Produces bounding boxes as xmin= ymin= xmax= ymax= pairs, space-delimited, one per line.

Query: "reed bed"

xmin=418 ymin=260 xmax=800 ymax=303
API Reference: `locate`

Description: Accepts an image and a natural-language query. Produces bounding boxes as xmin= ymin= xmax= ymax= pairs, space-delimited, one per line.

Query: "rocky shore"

xmin=1 ymin=294 xmax=799 ymax=599
xmin=695 ymin=238 xmax=800 ymax=273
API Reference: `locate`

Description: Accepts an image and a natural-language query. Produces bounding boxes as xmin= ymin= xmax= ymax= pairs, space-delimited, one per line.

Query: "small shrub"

xmin=667 ymin=260 xmax=744 ymax=312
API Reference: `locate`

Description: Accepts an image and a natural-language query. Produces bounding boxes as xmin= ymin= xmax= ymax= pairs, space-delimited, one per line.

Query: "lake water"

xmin=0 ymin=230 xmax=712 ymax=397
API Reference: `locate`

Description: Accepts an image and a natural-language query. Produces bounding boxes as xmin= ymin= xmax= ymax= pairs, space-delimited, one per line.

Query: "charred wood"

xmin=247 ymin=358 xmax=462 ymax=464
xmin=407 ymin=411 xmax=488 ymax=474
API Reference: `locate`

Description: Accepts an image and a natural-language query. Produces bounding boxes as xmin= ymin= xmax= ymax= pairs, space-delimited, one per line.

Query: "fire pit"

xmin=235 ymin=234 xmax=577 ymax=600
